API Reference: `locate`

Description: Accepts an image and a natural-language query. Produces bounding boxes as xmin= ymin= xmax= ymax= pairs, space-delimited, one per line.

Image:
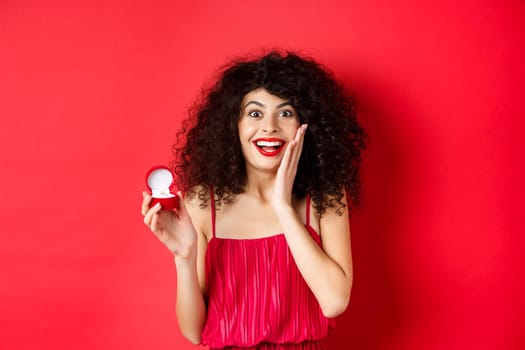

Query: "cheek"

xmin=238 ymin=121 xmax=256 ymax=140
xmin=285 ymin=121 xmax=301 ymax=137
xmin=237 ymin=122 xmax=244 ymax=138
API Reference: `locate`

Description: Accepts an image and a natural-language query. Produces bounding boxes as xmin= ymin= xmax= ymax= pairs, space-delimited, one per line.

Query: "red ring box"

xmin=145 ymin=166 xmax=180 ymax=210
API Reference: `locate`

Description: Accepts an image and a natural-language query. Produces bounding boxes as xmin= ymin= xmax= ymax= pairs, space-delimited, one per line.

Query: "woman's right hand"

xmin=141 ymin=191 xmax=198 ymax=261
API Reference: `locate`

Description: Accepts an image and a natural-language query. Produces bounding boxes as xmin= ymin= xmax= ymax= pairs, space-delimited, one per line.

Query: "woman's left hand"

xmin=271 ymin=124 xmax=308 ymax=210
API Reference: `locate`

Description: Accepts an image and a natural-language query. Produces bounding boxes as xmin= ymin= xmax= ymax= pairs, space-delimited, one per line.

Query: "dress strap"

xmin=306 ymin=193 xmax=311 ymax=227
xmin=210 ymin=186 xmax=216 ymax=238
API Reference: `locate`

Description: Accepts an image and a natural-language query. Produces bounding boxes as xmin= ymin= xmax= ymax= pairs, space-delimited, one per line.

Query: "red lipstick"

xmin=252 ymin=138 xmax=286 ymax=157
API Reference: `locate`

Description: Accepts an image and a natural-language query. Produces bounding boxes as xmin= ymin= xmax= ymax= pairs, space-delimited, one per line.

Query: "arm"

xmin=275 ymin=194 xmax=353 ymax=318
xmin=142 ymin=191 xmax=208 ymax=344
xmin=271 ymin=124 xmax=353 ymax=317
xmin=173 ymin=225 xmax=207 ymax=344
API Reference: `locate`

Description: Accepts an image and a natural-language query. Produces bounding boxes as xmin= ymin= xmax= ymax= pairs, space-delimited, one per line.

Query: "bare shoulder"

xmin=318 ymin=190 xmax=351 ymax=241
xmin=318 ymin=189 xmax=352 ymax=272
xmin=183 ymin=185 xmax=213 ymax=241
xmin=310 ymin=189 xmax=349 ymax=222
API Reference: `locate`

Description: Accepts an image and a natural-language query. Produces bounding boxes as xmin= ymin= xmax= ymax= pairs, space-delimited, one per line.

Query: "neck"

xmin=243 ymin=168 xmax=277 ymax=202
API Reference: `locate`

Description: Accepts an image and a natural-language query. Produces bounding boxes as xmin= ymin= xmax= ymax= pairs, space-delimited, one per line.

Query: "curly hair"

xmin=172 ymin=50 xmax=366 ymax=215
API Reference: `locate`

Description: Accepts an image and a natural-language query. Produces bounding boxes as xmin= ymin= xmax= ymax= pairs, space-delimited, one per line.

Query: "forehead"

xmin=241 ymin=88 xmax=290 ymax=108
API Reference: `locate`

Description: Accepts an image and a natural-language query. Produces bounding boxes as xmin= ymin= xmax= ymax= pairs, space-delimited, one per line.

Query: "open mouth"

xmin=252 ymin=138 xmax=286 ymax=156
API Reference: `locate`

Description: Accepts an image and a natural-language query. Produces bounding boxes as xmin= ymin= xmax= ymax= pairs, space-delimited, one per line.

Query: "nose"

xmin=262 ymin=116 xmax=278 ymax=134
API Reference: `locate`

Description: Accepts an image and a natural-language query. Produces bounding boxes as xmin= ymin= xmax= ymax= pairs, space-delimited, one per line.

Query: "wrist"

xmin=173 ymin=251 xmax=197 ymax=268
xmin=274 ymin=203 xmax=296 ymax=222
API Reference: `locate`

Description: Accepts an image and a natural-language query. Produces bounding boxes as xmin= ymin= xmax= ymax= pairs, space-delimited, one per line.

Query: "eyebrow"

xmin=243 ymin=100 xmax=293 ymax=109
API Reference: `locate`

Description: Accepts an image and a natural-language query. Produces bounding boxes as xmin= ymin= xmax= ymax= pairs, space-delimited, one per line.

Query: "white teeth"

xmin=256 ymin=141 xmax=283 ymax=147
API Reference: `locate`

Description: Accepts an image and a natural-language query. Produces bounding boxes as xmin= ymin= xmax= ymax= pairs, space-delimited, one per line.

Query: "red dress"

xmin=201 ymin=193 xmax=332 ymax=349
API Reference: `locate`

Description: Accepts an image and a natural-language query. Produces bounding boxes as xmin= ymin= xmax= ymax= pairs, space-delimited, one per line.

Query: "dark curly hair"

xmin=172 ymin=50 xmax=366 ymax=215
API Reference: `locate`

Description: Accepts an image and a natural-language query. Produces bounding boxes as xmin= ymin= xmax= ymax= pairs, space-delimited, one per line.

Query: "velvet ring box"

xmin=146 ymin=166 xmax=180 ymax=210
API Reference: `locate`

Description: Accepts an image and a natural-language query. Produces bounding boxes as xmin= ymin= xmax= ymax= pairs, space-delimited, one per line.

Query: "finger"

xmin=143 ymin=202 xmax=162 ymax=227
xmin=151 ymin=213 xmax=172 ymax=245
xmin=297 ymin=124 xmax=307 ymax=153
xmin=174 ymin=191 xmax=189 ymax=217
xmin=296 ymin=124 xmax=307 ymax=152
xmin=288 ymin=125 xmax=306 ymax=171
xmin=280 ymin=140 xmax=296 ymax=173
xmin=150 ymin=212 xmax=159 ymax=233
xmin=294 ymin=124 xmax=305 ymax=141
xmin=141 ymin=191 xmax=152 ymax=216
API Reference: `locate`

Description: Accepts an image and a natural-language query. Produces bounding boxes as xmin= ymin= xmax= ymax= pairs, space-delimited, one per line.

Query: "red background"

xmin=1 ymin=1 xmax=523 ymax=349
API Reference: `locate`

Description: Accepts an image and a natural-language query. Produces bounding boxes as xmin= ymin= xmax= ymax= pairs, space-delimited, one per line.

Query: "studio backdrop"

xmin=1 ymin=1 xmax=523 ymax=349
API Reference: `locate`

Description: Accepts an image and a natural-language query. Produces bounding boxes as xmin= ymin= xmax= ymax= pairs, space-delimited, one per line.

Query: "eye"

xmin=278 ymin=109 xmax=294 ymax=118
xmin=248 ymin=110 xmax=262 ymax=118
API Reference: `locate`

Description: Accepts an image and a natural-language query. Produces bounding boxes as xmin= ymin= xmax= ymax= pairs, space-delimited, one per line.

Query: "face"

xmin=238 ymin=88 xmax=301 ymax=173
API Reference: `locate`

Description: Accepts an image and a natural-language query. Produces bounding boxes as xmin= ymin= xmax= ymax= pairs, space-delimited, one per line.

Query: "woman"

xmin=142 ymin=51 xmax=366 ymax=349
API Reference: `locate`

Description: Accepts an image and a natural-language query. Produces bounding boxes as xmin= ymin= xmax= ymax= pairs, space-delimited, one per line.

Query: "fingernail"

xmin=154 ymin=202 xmax=161 ymax=209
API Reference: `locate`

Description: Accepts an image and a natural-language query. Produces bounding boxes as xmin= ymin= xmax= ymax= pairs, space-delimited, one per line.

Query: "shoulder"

xmin=306 ymin=190 xmax=348 ymax=239
xmin=316 ymin=189 xmax=350 ymax=236
xmin=317 ymin=190 xmax=352 ymax=266
xmin=184 ymin=185 xmax=213 ymax=241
